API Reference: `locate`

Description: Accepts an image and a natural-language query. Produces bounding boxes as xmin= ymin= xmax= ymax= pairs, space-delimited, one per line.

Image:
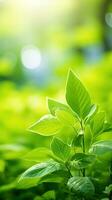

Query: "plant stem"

xmin=82 ymin=136 xmax=85 ymax=177
xmin=82 ymin=133 xmax=85 ymax=154
xmin=81 ymin=120 xmax=85 ymax=177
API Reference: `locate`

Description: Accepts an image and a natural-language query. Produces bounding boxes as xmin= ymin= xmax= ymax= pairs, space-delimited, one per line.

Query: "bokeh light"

xmin=21 ymin=46 xmax=42 ymax=70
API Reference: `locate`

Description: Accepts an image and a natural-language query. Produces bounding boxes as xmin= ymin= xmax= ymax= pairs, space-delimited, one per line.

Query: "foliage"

xmin=17 ymin=70 xmax=112 ymax=200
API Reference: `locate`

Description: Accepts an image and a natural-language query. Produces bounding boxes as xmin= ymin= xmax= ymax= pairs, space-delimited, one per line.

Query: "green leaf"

xmin=96 ymin=131 xmax=112 ymax=142
xmin=34 ymin=191 xmax=56 ymax=200
xmin=17 ymin=160 xmax=65 ymax=188
xmin=17 ymin=178 xmax=40 ymax=189
xmin=40 ymin=170 xmax=68 ymax=183
xmin=23 ymin=147 xmax=54 ymax=163
xmin=47 ymin=98 xmax=70 ymax=116
xmin=66 ymin=70 xmax=91 ymax=119
xmin=28 ymin=114 xmax=62 ymax=136
xmin=85 ymin=104 xmax=98 ymax=123
xmin=71 ymin=153 xmax=96 ymax=169
xmin=84 ymin=125 xmax=92 ymax=151
xmin=51 ymin=137 xmax=71 ymax=161
xmin=72 ymin=131 xmax=83 ymax=147
xmin=90 ymin=112 xmax=105 ymax=137
xmin=42 ymin=190 xmax=56 ymax=200
xmin=89 ymin=140 xmax=112 ymax=155
xmin=67 ymin=176 xmax=95 ymax=198
xmin=57 ymin=125 xmax=76 ymax=146
xmin=103 ymin=122 xmax=112 ymax=132
xmin=55 ymin=109 xmax=76 ymax=126
xmin=48 ymin=98 xmax=77 ymax=124
xmin=19 ymin=160 xmax=63 ymax=178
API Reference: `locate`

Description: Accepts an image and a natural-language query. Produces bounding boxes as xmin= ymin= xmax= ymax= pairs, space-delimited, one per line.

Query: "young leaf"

xmin=90 ymin=112 xmax=105 ymax=137
xmin=67 ymin=176 xmax=95 ymax=198
xmin=55 ymin=109 xmax=76 ymax=126
xmin=66 ymin=70 xmax=91 ymax=119
xmin=18 ymin=160 xmax=65 ymax=188
xmin=89 ymin=140 xmax=112 ymax=155
xmin=51 ymin=137 xmax=71 ymax=161
xmin=47 ymin=98 xmax=70 ymax=116
xmin=71 ymin=153 xmax=96 ymax=169
xmin=28 ymin=114 xmax=62 ymax=136
xmin=84 ymin=104 xmax=98 ymax=123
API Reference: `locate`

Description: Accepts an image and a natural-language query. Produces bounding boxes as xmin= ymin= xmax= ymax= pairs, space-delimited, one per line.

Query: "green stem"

xmin=81 ymin=120 xmax=85 ymax=177
xmin=82 ymin=133 xmax=85 ymax=154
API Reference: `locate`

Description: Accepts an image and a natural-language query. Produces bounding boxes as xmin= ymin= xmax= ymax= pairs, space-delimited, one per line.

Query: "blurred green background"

xmin=0 ymin=0 xmax=112 ymax=199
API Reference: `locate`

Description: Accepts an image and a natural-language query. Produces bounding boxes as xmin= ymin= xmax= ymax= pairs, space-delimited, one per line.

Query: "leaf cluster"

xmin=18 ymin=70 xmax=112 ymax=199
